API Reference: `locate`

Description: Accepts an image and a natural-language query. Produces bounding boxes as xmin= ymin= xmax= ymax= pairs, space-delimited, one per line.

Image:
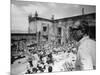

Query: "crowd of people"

xmin=22 ymin=39 xmax=78 ymax=73
xmin=11 ymin=38 xmax=78 ymax=74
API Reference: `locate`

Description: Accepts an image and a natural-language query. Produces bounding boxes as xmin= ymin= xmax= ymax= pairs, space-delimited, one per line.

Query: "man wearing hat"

xmin=70 ymin=20 xmax=96 ymax=70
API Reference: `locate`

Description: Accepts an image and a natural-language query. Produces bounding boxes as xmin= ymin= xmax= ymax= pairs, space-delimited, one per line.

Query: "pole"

xmin=35 ymin=18 xmax=38 ymax=48
xmin=82 ymin=8 xmax=84 ymax=15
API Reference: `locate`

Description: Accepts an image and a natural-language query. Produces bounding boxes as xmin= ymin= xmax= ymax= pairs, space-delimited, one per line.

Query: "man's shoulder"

xmin=80 ymin=36 xmax=95 ymax=45
xmin=79 ymin=37 xmax=96 ymax=49
xmin=78 ymin=37 xmax=96 ymax=56
xmin=84 ymin=38 xmax=96 ymax=45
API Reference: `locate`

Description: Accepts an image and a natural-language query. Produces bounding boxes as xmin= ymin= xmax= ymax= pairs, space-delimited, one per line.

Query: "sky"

xmin=11 ymin=0 xmax=96 ymax=33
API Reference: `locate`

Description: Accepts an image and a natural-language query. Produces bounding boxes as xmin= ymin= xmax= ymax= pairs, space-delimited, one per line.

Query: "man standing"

xmin=71 ymin=20 xmax=96 ymax=70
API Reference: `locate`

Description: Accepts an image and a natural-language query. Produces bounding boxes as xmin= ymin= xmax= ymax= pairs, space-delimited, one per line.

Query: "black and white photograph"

xmin=11 ymin=0 xmax=96 ymax=75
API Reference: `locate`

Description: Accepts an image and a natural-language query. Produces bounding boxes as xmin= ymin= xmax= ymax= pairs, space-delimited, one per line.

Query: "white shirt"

xmin=76 ymin=36 xmax=96 ymax=70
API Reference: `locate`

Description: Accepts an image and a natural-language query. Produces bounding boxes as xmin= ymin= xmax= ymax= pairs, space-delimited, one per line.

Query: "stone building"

xmin=28 ymin=11 xmax=96 ymax=45
xmin=28 ymin=11 xmax=56 ymax=43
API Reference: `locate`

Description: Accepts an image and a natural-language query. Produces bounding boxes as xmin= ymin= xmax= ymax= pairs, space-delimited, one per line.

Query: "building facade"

xmin=28 ymin=11 xmax=96 ymax=45
xmin=28 ymin=11 xmax=56 ymax=43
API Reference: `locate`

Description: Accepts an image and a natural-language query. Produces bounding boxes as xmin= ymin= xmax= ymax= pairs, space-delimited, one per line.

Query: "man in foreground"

xmin=71 ymin=20 xmax=96 ymax=70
